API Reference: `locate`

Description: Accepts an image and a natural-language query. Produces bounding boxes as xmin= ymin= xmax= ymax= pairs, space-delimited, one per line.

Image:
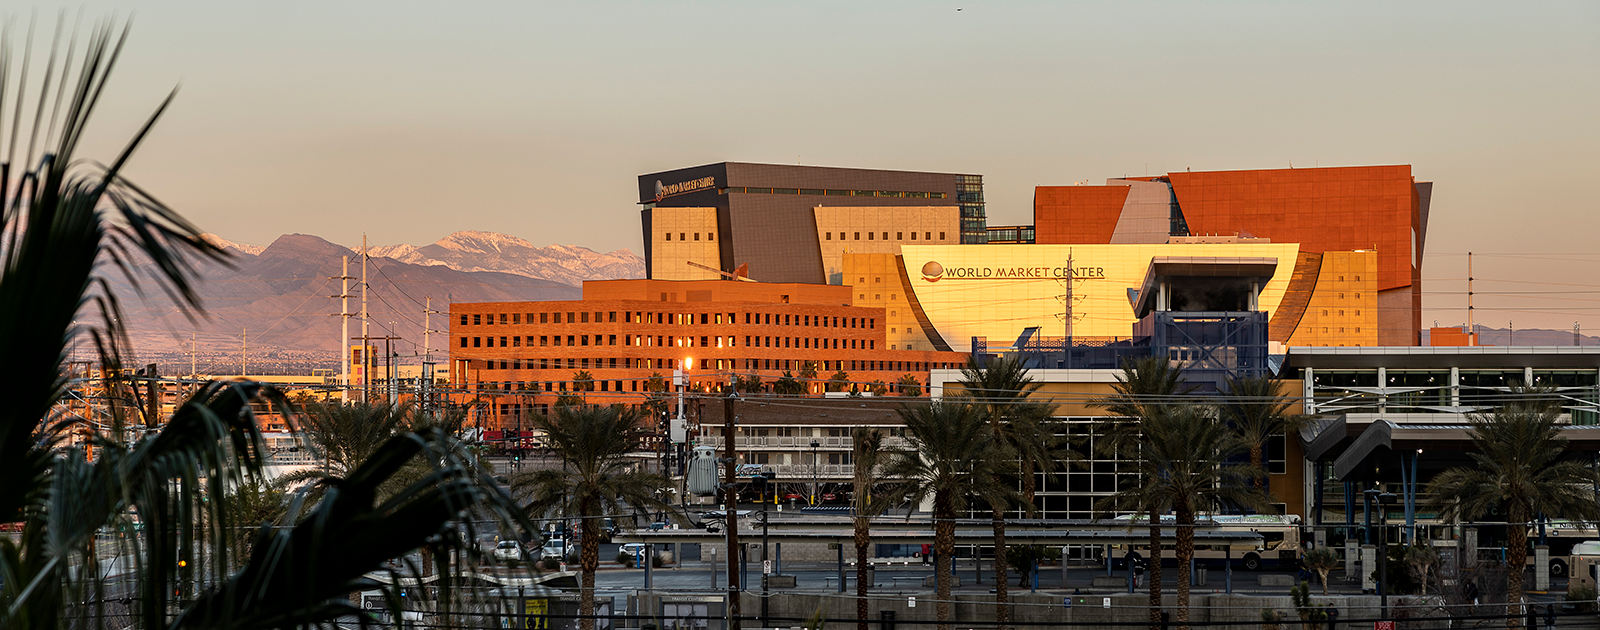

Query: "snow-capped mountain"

xmin=366 ymin=231 xmax=643 ymax=286
xmin=200 ymin=233 xmax=266 ymax=256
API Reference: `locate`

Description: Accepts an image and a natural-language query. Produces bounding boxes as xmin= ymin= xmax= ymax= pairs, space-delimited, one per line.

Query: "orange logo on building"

xmin=921 ymin=261 xmax=944 ymax=282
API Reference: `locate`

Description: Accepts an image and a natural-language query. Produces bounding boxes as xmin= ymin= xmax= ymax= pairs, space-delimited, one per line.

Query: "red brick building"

xmin=449 ymin=278 xmax=967 ymax=430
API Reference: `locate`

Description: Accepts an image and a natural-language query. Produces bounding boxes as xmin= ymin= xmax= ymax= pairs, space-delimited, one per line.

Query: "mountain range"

xmin=119 ymin=232 xmax=643 ymax=374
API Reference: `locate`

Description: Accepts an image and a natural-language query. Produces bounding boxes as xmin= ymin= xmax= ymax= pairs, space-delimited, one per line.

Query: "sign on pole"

xmin=763 ymin=560 xmax=772 ymax=575
xmin=1375 ymin=621 xmax=1396 ymax=630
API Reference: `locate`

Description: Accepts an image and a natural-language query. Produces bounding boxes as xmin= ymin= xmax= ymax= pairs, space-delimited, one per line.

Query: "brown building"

xmin=448 ymin=278 xmax=968 ymax=430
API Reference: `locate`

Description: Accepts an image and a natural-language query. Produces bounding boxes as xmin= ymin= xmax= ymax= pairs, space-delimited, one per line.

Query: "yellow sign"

xmin=523 ymin=598 xmax=548 ymax=630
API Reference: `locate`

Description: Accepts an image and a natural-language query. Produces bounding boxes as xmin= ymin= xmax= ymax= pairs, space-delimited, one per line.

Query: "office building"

xmin=639 ymin=162 xmax=986 ymax=285
xmin=448 ymin=278 xmax=967 ymax=430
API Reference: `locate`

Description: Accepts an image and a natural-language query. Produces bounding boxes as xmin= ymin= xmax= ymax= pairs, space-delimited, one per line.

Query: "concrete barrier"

xmin=1258 ymin=574 xmax=1294 ymax=587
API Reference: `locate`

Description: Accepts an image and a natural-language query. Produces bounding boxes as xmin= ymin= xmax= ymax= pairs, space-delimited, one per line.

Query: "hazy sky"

xmin=13 ymin=1 xmax=1600 ymax=329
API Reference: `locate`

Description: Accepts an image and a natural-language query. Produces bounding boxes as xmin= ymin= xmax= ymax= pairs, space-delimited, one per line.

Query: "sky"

xmin=8 ymin=1 xmax=1600 ymax=330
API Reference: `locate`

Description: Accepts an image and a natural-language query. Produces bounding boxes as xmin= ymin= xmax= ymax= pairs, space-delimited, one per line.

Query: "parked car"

xmin=493 ymin=540 xmax=525 ymax=562
xmin=540 ymin=539 xmax=571 ymax=561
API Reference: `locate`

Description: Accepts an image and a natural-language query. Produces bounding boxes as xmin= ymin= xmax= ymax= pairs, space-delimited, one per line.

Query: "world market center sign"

xmin=920 ymin=260 xmax=1105 ymax=282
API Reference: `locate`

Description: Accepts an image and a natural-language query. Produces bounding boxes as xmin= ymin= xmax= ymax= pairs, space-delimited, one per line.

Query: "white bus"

xmin=1102 ymin=514 xmax=1303 ymax=570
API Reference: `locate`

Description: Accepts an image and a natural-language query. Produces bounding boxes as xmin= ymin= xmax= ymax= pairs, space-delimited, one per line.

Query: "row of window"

xmin=1321 ymin=309 xmax=1362 ymax=317
xmin=470 ymin=357 xmax=937 ymax=372
xmin=825 ymin=231 xmax=945 ymax=242
xmin=459 ymin=311 xmax=877 ymax=329
xmin=460 ymin=334 xmax=877 ymax=350
xmin=721 ymin=187 xmax=947 ymax=199
xmin=663 ymin=232 xmax=713 ymax=242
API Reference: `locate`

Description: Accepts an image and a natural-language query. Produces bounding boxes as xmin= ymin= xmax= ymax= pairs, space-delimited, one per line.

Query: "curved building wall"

xmin=897 ymin=243 xmax=1303 ymax=353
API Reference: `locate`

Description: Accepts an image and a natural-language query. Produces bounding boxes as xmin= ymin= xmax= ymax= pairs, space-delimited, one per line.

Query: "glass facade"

xmin=957 ymin=174 xmax=987 ymax=244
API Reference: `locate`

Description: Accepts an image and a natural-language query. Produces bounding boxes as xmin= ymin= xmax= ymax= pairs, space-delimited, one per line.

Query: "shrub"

xmin=615 ymin=551 xmax=634 ymax=567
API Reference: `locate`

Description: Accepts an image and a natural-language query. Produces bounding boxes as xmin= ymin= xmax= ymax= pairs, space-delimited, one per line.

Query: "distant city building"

xmin=841 ymin=241 xmax=1380 ymax=355
xmin=1032 ymin=165 xmax=1431 ymax=345
xmin=448 ymin=278 xmax=967 ymax=430
xmin=638 ymin=162 xmax=985 ymax=285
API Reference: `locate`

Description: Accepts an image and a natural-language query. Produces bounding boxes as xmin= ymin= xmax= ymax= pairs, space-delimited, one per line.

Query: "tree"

xmin=896 ymin=374 xmax=922 ymax=397
xmin=851 ymin=427 xmax=892 ymax=630
xmin=828 ymin=370 xmax=851 ymax=392
xmin=1114 ymin=405 xmax=1267 ymax=630
xmin=882 ymin=402 xmax=1015 ymax=630
xmin=1220 ymin=373 xmax=1308 ymax=491
xmin=1094 ymin=356 xmax=1199 ymax=628
xmin=573 ymin=370 xmax=596 ymax=392
xmin=0 ymin=23 xmax=528 ymax=629
xmin=800 ymin=361 xmax=820 ymax=395
xmin=738 ymin=373 xmax=765 ymax=394
xmin=512 ymin=405 xmax=679 ymax=630
xmin=959 ymin=354 xmax=1071 ymax=628
xmin=774 ymin=371 xmax=805 ymax=396
xmin=1426 ymin=386 xmax=1600 ymax=627
xmin=1303 ymin=546 xmax=1340 ymax=596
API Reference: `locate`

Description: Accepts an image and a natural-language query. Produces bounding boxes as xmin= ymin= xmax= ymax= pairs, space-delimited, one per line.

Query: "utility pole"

xmin=361 ymin=235 xmax=370 ymax=400
xmin=241 ymin=327 xmax=248 ymax=377
xmin=722 ymin=374 xmax=741 ymax=630
xmin=422 ymin=297 xmax=440 ymax=413
xmin=189 ymin=332 xmax=197 ymax=379
xmin=387 ymin=320 xmax=398 ymax=407
xmin=333 ymin=256 xmax=355 ymax=403
xmin=1467 ymin=252 xmax=1475 ymax=346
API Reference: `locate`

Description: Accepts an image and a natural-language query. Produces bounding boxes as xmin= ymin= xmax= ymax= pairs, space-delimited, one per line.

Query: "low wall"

xmin=634 ymin=591 xmax=1600 ymax=630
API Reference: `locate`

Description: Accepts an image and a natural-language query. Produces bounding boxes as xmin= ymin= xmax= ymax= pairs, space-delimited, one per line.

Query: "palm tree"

xmin=882 ymin=402 xmax=1016 ymax=630
xmin=958 ymin=354 xmax=1069 ymax=629
xmin=0 ymin=23 xmax=532 ymax=628
xmin=512 ymin=405 xmax=679 ymax=630
xmin=1220 ymin=374 xmax=1307 ymax=491
xmin=1426 ymin=386 xmax=1600 ymax=628
xmin=1094 ymin=356 xmax=1198 ymax=628
xmin=1121 ymin=405 xmax=1266 ymax=629
xmin=851 ymin=426 xmax=891 ymax=630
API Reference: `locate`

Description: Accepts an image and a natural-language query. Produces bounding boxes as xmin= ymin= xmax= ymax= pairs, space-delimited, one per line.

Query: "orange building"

xmin=448 ymin=278 xmax=967 ymax=430
xmin=1033 ymin=165 xmax=1431 ymax=345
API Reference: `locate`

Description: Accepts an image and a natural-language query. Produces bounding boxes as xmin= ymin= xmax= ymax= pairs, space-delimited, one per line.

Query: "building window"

xmin=897 ymin=232 xmax=903 ymax=240
xmin=867 ymin=232 xmax=873 ymax=240
xmin=473 ymin=337 xmax=481 ymax=347
xmin=854 ymin=232 xmax=860 ymax=240
xmin=1355 ymin=293 xmax=1361 ymax=299
xmin=460 ymin=314 xmax=468 ymax=326
xmin=825 ymin=232 xmax=832 ymax=240
xmin=540 ymin=312 xmax=548 ymax=323
xmin=1356 ymin=310 xmax=1362 ymax=316
xmin=459 ymin=337 xmax=467 ymax=347
xmin=910 ymin=231 xmax=917 ymax=240
xmin=513 ymin=337 xmax=521 ymax=347
xmin=680 ymin=233 xmax=686 ymax=241
xmin=499 ymin=313 xmax=507 ymax=324
xmin=609 ymin=311 xmax=617 ymax=322
xmin=939 ymin=232 xmax=946 ymax=240
xmin=1339 ymin=310 xmax=1345 ymax=316
xmin=512 ymin=313 xmax=520 ymax=324
xmin=1339 ymin=276 xmax=1345 ymax=281
xmin=566 ymin=312 xmax=575 ymax=323
xmin=708 ymin=232 xmax=714 ymax=241
xmin=882 ymin=232 xmax=888 ymax=240
xmin=473 ymin=314 xmax=481 ymax=325
xmin=693 ymin=232 xmax=699 ymax=241
xmin=665 ymin=233 xmax=671 ymax=241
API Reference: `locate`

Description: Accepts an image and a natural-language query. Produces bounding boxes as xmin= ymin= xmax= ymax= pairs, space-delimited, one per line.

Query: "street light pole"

xmin=1366 ymin=488 xmax=1397 ymax=619
xmin=810 ymin=440 xmax=821 ymax=507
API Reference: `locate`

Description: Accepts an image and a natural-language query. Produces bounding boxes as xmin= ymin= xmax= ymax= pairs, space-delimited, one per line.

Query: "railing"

xmin=697 ymin=435 xmax=911 ymax=450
